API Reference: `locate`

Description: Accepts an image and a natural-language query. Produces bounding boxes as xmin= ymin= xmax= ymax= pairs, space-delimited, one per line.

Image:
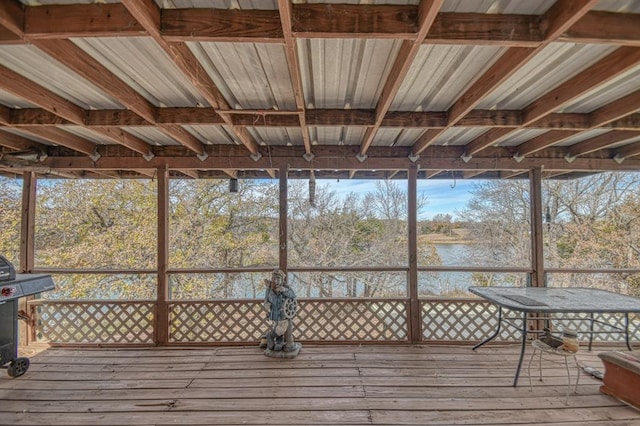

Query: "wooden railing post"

xmin=156 ymin=166 xmax=169 ymax=345
xmin=19 ymin=172 xmax=37 ymax=345
xmin=529 ymin=167 xmax=546 ymax=335
xmin=279 ymin=167 xmax=288 ymax=274
xmin=408 ymin=165 xmax=421 ymax=342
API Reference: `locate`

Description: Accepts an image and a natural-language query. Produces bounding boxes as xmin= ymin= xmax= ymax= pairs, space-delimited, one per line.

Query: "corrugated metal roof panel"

xmin=0 ymin=45 xmax=123 ymax=110
xmin=477 ymin=43 xmax=618 ymax=110
xmin=20 ymin=0 xmax=120 ymax=4
xmin=156 ymin=0 xmax=276 ymax=8
xmin=298 ymin=38 xmax=402 ymax=109
xmin=495 ymin=129 xmax=548 ymax=147
xmin=393 ymin=45 xmax=504 ymax=111
xmin=295 ymin=0 xmax=418 ymax=4
xmin=62 ymin=126 xmax=114 ymax=145
xmin=311 ymin=126 xmax=366 ymax=145
xmin=560 ymin=65 xmax=640 ymax=113
xmin=1 ymin=128 xmax=54 ymax=145
xmin=72 ymin=37 xmax=209 ymax=108
xmin=247 ymin=127 xmax=303 ymax=146
xmin=188 ymin=42 xmax=296 ymax=110
xmin=156 ymin=0 xmax=277 ymax=8
xmin=551 ymin=129 xmax=612 ymax=147
xmin=0 ymin=89 xmax=37 ymax=109
xmin=440 ymin=0 xmax=554 ymax=14
xmin=433 ymin=127 xmax=495 ymax=146
xmin=593 ymin=0 xmax=640 ymax=13
xmin=183 ymin=125 xmax=234 ymax=145
xmin=122 ymin=127 xmax=182 ymax=146
xmin=372 ymin=128 xmax=424 ymax=147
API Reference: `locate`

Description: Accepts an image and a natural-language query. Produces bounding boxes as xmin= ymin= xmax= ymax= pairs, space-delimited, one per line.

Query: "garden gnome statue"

xmin=260 ymin=269 xmax=302 ymax=358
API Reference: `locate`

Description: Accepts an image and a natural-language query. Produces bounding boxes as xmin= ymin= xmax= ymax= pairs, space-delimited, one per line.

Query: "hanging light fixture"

xmin=229 ymin=178 xmax=239 ymax=193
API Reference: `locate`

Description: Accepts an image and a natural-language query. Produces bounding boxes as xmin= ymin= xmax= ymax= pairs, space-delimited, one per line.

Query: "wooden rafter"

xmin=464 ymin=47 xmax=640 ymax=158
xmin=0 ymin=2 xmax=637 ymax=178
xmin=358 ymin=0 xmax=443 ymax=158
xmin=278 ymin=0 xmax=312 ymax=158
xmin=121 ymin=0 xmax=260 ymax=158
xmin=567 ymin=131 xmax=640 ymax=158
xmin=412 ymin=0 xmax=599 ymax=157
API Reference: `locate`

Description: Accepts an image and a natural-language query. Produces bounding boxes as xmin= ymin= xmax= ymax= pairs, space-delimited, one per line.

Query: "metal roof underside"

xmin=0 ymin=0 xmax=639 ymax=180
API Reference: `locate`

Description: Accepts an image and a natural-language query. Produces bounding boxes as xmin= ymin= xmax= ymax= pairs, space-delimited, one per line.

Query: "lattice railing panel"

xmin=169 ymin=301 xmax=268 ymax=343
xmin=550 ymin=312 xmax=640 ymax=343
xmin=29 ymin=300 xmax=155 ymax=344
xmin=296 ymin=299 xmax=409 ymax=341
xmin=421 ymin=299 xmax=520 ymax=342
xmin=169 ymin=299 xmax=409 ymax=343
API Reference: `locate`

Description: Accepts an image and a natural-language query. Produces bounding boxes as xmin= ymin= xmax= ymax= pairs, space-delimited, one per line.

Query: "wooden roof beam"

xmin=121 ymin=0 xmax=260 ymax=158
xmin=562 ymin=11 xmax=640 ymax=46
xmin=464 ymin=46 xmax=640 ymax=158
xmin=0 ymin=65 xmax=86 ymax=125
xmin=415 ymin=0 xmax=598 ymax=159
xmin=359 ymin=0 xmax=443 ymax=159
xmin=7 ymin=105 xmax=640 ymax=132
xmin=19 ymin=127 xmax=98 ymax=159
xmin=0 ymin=0 xmax=23 ymax=39
xmin=589 ymin=89 xmax=640 ymax=127
xmin=513 ymin=130 xmax=582 ymax=158
xmin=522 ymin=47 xmax=640 ymax=126
xmin=0 ymin=2 xmax=632 ymax=47
xmin=566 ymin=130 xmax=640 ymax=158
xmin=0 ymin=130 xmax=46 ymax=152
xmin=278 ymin=0 xmax=312 ymax=159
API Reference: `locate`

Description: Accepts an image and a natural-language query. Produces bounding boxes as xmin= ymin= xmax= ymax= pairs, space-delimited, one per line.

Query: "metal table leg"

xmin=473 ymin=306 xmax=502 ymax=351
xmin=589 ymin=312 xmax=594 ymax=351
xmin=513 ymin=310 xmax=528 ymax=387
xmin=625 ymin=313 xmax=633 ymax=351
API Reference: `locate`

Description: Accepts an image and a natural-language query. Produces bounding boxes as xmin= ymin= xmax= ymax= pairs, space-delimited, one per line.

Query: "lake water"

xmin=419 ymin=244 xmax=471 ymax=295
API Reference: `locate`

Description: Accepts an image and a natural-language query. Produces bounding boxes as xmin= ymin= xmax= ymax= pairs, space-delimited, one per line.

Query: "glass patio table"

xmin=468 ymin=286 xmax=640 ymax=386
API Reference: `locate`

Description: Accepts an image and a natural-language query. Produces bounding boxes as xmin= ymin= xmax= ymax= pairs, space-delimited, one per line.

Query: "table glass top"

xmin=468 ymin=286 xmax=640 ymax=313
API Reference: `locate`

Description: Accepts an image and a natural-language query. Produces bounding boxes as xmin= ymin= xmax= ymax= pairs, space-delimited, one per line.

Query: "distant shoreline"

xmin=419 ymin=233 xmax=475 ymax=245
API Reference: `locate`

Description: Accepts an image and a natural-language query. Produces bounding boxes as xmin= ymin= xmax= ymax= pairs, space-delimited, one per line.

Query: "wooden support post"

xmin=156 ymin=166 xmax=169 ymax=345
xmin=529 ymin=167 xmax=546 ymax=335
xmin=19 ymin=172 xmax=36 ymax=345
xmin=529 ymin=167 xmax=545 ymax=287
xmin=20 ymin=172 xmax=36 ymax=273
xmin=279 ymin=167 xmax=288 ymax=274
xmin=408 ymin=165 xmax=421 ymax=343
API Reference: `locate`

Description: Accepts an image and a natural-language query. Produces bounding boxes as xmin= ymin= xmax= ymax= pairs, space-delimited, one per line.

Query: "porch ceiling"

xmin=0 ymin=1 xmax=640 ymax=179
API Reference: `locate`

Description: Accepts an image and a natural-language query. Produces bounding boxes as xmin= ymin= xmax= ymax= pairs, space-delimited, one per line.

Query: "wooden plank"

xmin=426 ymin=13 xmax=541 ymax=46
xmin=514 ymin=130 xmax=582 ymax=157
xmin=522 ymin=47 xmax=640 ymax=126
xmin=25 ymin=3 xmax=145 ymax=38
xmin=563 ymin=11 xmax=640 ymax=46
xmin=162 ymin=8 xmax=283 ymax=42
xmin=567 ymin=130 xmax=640 ymax=157
xmin=0 ymin=65 xmax=86 ymax=125
xmin=371 ymin=406 xmax=640 ymax=425
xmin=278 ymin=1 xmax=311 ymax=155
xmin=0 ymin=0 xmax=24 ymax=38
xmin=19 ymin=127 xmax=97 ymax=157
xmin=0 ymin=395 xmax=622 ymax=414
xmin=0 ymin=411 xmax=371 ymax=425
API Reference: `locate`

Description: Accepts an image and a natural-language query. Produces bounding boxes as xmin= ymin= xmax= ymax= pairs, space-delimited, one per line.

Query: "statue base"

xmin=263 ymin=342 xmax=302 ymax=359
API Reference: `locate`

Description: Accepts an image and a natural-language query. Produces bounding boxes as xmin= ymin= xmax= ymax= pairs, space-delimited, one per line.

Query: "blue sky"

xmin=321 ymin=179 xmax=476 ymax=220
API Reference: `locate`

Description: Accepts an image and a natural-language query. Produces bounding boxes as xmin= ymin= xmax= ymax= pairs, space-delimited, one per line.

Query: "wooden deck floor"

xmin=1 ymin=344 xmax=638 ymax=425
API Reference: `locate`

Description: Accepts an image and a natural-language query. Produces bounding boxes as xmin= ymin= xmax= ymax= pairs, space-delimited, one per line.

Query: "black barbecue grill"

xmin=0 ymin=256 xmax=54 ymax=377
